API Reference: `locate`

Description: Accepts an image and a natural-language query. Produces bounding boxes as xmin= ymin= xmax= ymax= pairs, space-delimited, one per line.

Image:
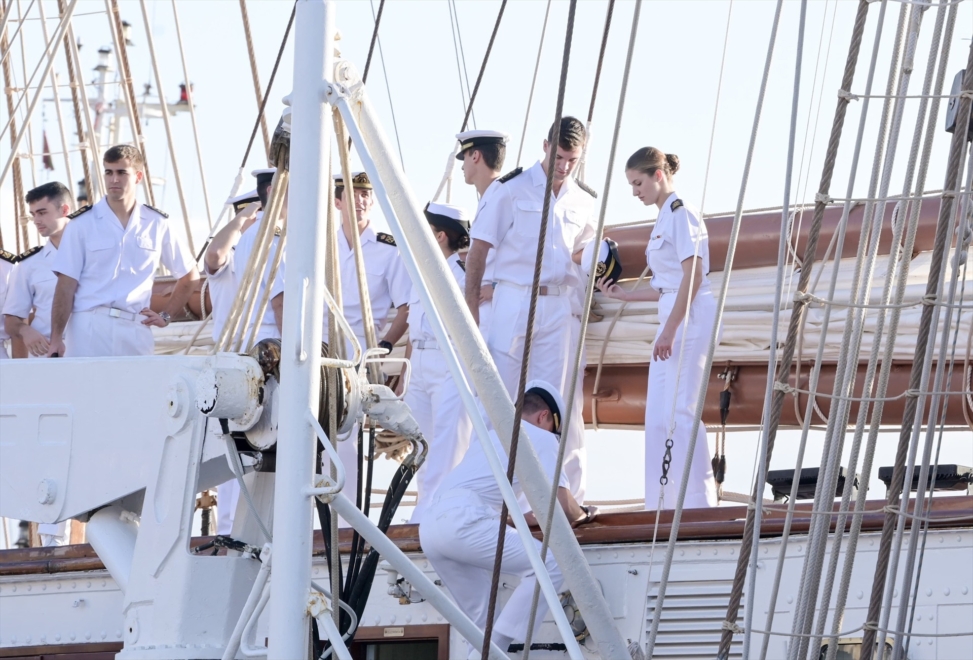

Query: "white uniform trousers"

xmin=217 ymin=478 xmax=241 ymax=536
xmin=66 ymin=309 xmax=153 ymax=357
xmin=645 ymin=289 xmax=719 ymax=510
xmin=478 ymin=299 xmax=493 ymax=344
xmin=488 ymin=287 xmax=586 ymax=501
xmin=0 ymin=342 xmax=8 ymax=359
xmin=420 ymin=489 xmax=563 ymax=654
xmin=405 ymin=345 xmax=472 ymax=523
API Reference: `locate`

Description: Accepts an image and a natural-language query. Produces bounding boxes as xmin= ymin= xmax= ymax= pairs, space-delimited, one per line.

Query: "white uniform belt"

xmin=657 ymin=288 xmax=679 ymax=295
xmin=412 ymin=339 xmax=438 ymax=350
xmin=87 ymin=305 xmax=139 ymax=322
xmin=496 ymin=280 xmax=566 ymax=296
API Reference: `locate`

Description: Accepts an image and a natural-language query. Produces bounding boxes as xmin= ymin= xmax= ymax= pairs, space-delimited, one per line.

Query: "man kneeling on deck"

xmin=419 ymin=380 xmax=598 ymax=657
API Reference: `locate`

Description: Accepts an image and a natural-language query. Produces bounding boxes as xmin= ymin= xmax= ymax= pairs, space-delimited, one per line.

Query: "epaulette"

xmin=17 ymin=245 xmax=42 ymax=262
xmin=498 ymin=167 xmax=523 ymax=184
xmin=457 ymin=259 xmax=466 ymax=272
xmin=670 ymin=198 xmax=685 ymax=212
xmin=377 ymin=232 xmax=397 ymax=246
xmin=0 ymin=249 xmax=17 ymax=264
xmin=144 ymin=204 xmax=169 ymax=218
xmin=67 ymin=204 xmax=91 ymax=219
xmin=576 ymin=180 xmax=598 ymax=198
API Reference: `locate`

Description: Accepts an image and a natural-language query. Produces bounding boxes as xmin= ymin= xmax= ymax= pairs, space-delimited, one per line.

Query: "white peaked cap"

xmin=455 ymin=129 xmax=510 ymax=159
xmin=580 ymin=239 xmax=610 ymax=275
xmin=228 ymin=188 xmax=259 ymax=204
xmin=251 ymin=167 xmax=277 ymax=177
xmin=425 ymin=202 xmax=471 ymax=223
xmin=525 ymin=379 xmax=566 ymax=435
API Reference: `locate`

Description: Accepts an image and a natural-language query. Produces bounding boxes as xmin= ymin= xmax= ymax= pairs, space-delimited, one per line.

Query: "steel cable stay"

xmin=576 ymin=0 xmax=615 ymax=183
xmin=479 ymin=2 xmax=577 ymax=657
xmin=521 ymin=0 xmax=640 ymax=656
xmin=515 ymin=0 xmax=552 ymax=170
xmin=446 ymin=0 xmax=475 ymax=129
xmin=367 ymin=0 xmax=404 ymax=172
xmin=883 ymin=144 xmax=973 ymax=660
xmin=859 ymin=42 xmax=973 ymax=660
xmin=822 ymin=1 xmax=963 ymax=653
xmin=361 ymin=0 xmax=384 ymax=83
xmin=702 ymin=0 xmax=886 ymax=654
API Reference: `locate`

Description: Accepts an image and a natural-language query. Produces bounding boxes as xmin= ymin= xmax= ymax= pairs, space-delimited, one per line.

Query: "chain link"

xmin=660 ymin=437 xmax=674 ymax=486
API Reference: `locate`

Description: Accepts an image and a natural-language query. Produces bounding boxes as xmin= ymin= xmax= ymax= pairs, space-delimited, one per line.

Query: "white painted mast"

xmin=266 ymin=0 xmax=334 ymax=656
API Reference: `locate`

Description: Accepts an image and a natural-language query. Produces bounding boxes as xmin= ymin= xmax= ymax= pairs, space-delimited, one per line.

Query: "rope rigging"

xmin=522 ymin=0 xmax=641 ymax=654
xmin=480 ymin=2 xmax=577 ymax=657
xmin=238 ymin=0 xmax=270 ymax=161
xmin=515 ymin=0 xmax=552 ymax=170
xmin=367 ymin=0 xmax=404 ymax=172
xmin=459 ymin=0 xmax=506 ymax=133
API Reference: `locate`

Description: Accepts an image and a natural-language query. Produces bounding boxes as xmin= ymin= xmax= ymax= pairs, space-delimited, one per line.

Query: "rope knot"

xmin=815 ymin=192 xmax=833 ymax=205
xmin=774 ymin=381 xmax=796 ymax=394
xmin=721 ymin=621 xmax=744 ymax=634
xmin=837 ymin=89 xmax=860 ymax=102
xmin=794 ymin=290 xmax=814 ymax=304
xmin=920 ymin=293 xmax=938 ymax=307
xmin=905 ymin=389 xmax=920 ymax=398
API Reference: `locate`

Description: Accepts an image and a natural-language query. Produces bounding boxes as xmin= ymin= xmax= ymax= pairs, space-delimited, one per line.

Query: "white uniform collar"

xmin=340 ymin=223 xmax=376 ymax=251
xmin=662 ymin=191 xmax=679 ymax=211
xmin=529 ymin=159 xmax=576 ymax=196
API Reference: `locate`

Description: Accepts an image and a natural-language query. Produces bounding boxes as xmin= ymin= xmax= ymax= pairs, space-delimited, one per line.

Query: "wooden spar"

xmin=584 ymin=361 xmax=971 ymax=428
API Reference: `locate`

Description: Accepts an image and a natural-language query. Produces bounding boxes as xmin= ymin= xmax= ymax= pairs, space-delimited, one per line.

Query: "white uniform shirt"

xmin=476 ymin=177 xmax=502 ymax=285
xmin=231 ymin=218 xmax=285 ymax=340
xmin=206 ymin=260 xmax=236 ymax=343
xmin=436 ymin=421 xmax=569 ymax=512
xmin=646 ymin=192 xmax=711 ymax=292
xmin=408 ymin=252 xmax=465 ymax=343
xmin=322 ymin=225 xmax=410 ymax=348
xmin=0 ymin=258 xmax=13 ymax=345
xmin=470 ymin=161 xmax=596 ymax=290
xmin=3 ymin=242 xmax=58 ymax=338
xmin=52 ymin=198 xmax=194 ymax=314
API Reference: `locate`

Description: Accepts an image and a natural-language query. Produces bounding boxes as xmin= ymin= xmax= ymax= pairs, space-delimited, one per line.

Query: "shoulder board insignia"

xmin=670 ymin=198 xmax=685 ymax=212
xmin=576 ymin=180 xmax=598 ymax=198
xmin=18 ymin=245 xmax=43 ymax=262
xmin=0 ymin=249 xmax=17 ymax=264
xmin=67 ymin=204 xmax=91 ymax=219
xmin=498 ymin=167 xmax=523 ymax=184
xmin=457 ymin=259 xmax=466 ymax=272
xmin=144 ymin=204 xmax=169 ymax=218
xmin=377 ymin=232 xmax=397 ymax=246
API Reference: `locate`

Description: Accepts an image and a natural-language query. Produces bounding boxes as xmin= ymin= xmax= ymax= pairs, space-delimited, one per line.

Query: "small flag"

xmin=42 ymin=131 xmax=55 ymax=171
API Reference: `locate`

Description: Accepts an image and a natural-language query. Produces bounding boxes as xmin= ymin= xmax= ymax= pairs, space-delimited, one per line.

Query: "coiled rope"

xmin=480 ymin=3 xmax=576 ymax=657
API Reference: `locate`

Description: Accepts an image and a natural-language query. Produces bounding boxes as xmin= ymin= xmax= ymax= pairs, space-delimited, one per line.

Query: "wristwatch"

xmin=378 ymin=339 xmax=393 ymax=354
xmin=159 ymin=311 xmax=171 ymax=326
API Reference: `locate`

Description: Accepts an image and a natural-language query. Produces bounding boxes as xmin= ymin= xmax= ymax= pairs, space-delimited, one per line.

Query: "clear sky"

xmin=1 ymin=0 xmax=971 ymax=522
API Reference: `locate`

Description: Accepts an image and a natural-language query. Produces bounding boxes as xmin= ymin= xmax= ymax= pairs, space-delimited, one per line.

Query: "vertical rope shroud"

xmin=0 ymin=3 xmax=25 ymax=252
xmin=712 ymin=1 xmax=876 ymax=657
xmin=459 ymin=0 xmax=507 ymax=133
xmin=57 ymin=0 xmax=91 ymax=204
xmin=859 ymin=47 xmax=973 ymax=660
xmin=480 ymin=3 xmax=578 ymax=657
xmin=238 ymin=0 xmax=270 ymax=161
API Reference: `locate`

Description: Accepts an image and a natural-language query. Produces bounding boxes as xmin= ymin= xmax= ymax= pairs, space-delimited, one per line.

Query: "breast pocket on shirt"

xmin=86 ymin=237 xmax=117 ymax=270
xmin=512 ymin=200 xmax=542 ymax=242
xmin=646 ymin=235 xmax=667 ymax=271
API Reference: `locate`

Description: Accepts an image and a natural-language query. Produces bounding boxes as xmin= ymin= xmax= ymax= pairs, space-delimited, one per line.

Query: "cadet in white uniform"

xmin=48 ymin=145 xmax=199 ymax=358
xmin=420 ymin=381 xmax=597 ymax=657
xmin=598 ymin=148 xmax=719 ymax=509
xmin=206 ymin=168 xmax=285 ymax=347
xmin=0 ymin=251 xmax=17 ymax=359
xmin=404 ymin=203 xmax=474 ymax=523
xmin=465 ymin=117 xmax=595 ymax=502
xmin=324 ymin=171 xmax=411 ymax=517
xmin=457 ymin=129 xmax=509 ymax=340
xmin=204 ymin=182 xmax=269 ymax=536
xmin=4 ymin=182 xmax=74 ymax=360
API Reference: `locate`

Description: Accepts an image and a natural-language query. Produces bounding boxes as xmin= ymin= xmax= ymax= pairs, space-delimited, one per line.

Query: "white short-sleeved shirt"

xmin=206 ymin=260 xmax=236 ymax=343
xmin=52 ymin=198 xmax=195 ymax=314
xmin=470 ymin=161 xmax=596 ymax=290
xmin=408 ymin=252 xmax=465 ymax=344
xmin=646 ymin=192 xmax=711 ymax=292
xmin=0 ymin=258 xmax=13 ymax=342
xmin=3 ymin=242 xmax=58 ymax=339
xmin=475 ymin=177 xmax=502 ymax=285
xmin=322 ymin=225 xmax=411 ymax=350
xmin=436 ymin=421 xmax=569 ymax=512
xmin=231 ymin=219 xmax=285 ymax=341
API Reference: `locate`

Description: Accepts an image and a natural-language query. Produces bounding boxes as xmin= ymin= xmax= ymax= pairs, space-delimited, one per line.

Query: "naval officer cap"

xmin=251 ymin=167 xmax=277 ymax=188
xmin=525 ymin=379 xmax=566 ymax=435
xmin=228 ymin=188 xmax=260 ymax=213
xmin=424 ymin=202 xmax=470 ymax=239
xmin=581 ymin=237 xmax=623 ymax=284
xmin=333 ymin=171 xmax=373 ymax=190
xmin=455 ymin=129 xmax=509 ymax=160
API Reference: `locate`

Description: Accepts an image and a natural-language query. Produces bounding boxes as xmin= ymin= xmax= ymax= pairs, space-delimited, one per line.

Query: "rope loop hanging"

xmin=480 ymin=2 xmax=577 ymax=657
